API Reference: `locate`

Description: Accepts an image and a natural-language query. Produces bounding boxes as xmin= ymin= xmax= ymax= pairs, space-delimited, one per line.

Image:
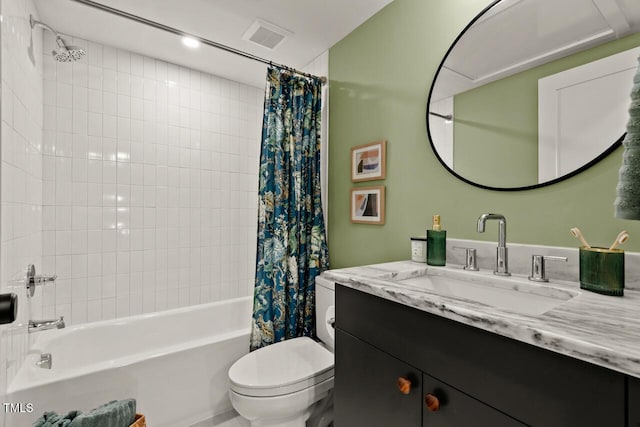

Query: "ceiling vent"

xmin=242 ymin=19 xmax=292 ymax=50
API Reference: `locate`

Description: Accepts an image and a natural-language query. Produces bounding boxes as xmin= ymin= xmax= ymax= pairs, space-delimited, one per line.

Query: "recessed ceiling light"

xmin=182 ymin=36 xmax=200 ymax=49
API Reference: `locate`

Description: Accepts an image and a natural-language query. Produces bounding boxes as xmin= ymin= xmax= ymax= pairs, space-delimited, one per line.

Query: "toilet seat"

xmin=229 ymin=337 xmax=334 ymax=397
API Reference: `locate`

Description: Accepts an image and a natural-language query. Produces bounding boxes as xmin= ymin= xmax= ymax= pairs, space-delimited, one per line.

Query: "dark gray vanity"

xmin=324 ymin=262 xmax=640 ymax=427
xmin=336 ymin=285 xmax=637 ymax=426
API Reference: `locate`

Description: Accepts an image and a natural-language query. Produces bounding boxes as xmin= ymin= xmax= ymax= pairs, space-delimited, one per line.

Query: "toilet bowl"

xmin=228 ymin=277 xmax=335 ymax=427
xmin=229 ymin=337 xmax=334 ymax=427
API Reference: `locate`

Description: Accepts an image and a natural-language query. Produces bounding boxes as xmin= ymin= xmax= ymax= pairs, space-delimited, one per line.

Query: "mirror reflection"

xmin=427 ymin=0 xmax=640 ymax=190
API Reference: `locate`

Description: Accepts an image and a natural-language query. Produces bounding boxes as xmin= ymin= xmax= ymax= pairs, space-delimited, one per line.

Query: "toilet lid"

xmin=229 ymin=337 xmax=334 ymax=397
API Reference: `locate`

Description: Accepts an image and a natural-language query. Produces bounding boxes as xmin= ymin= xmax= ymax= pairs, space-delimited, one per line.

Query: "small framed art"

xmin=351 ymin=186 xmax=385 ymax=225
xmin=351 ymin=140 xmax=386 ymax=182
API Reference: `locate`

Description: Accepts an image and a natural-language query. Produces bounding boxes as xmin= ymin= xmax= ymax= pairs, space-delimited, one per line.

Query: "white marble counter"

xmin=322 ymin=261 xmax=640 ymax=379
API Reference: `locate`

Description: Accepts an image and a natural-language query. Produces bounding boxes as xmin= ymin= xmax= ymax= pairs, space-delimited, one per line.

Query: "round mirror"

xmin=427 ymin=0 xmax=640 ymax=191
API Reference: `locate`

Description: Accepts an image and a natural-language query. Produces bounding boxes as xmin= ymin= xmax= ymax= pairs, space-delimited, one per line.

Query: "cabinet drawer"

xmin=337 ymin=284 xmax=625 ymax=426
xmin=335 ymin=330 xmax=422 ymax=427
xmin=422 ymin=372 xmax=525 ymax=427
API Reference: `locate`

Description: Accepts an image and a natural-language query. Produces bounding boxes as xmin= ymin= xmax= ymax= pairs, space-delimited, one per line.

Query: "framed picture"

xmin=351 ymin=140 xmax=386 ymax=182
xmin=351 ymin=186 xmax=385 ymax=225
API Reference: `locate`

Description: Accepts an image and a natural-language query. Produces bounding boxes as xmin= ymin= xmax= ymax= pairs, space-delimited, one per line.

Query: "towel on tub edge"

xmin=32 ymin=398 xmax=136 ymax=427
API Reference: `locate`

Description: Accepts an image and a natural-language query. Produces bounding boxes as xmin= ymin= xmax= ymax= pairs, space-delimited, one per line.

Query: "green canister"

xmin=579 ymin=247 xmax=624 ymax=296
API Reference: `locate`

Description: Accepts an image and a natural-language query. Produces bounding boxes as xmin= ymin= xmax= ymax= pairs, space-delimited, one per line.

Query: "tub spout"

xmin=28 ymin=316 xmax=65 ymax=333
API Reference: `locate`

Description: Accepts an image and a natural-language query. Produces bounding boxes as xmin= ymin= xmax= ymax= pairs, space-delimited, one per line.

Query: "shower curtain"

xmin=250 ymin=66 xmax=329 ymax=351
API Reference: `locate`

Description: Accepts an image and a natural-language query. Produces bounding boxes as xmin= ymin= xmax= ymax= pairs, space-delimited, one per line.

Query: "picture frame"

xmin=350 ymin=186 xmax=385 ymax=225
xmin=351 ymin=140 xmax=386 ymax=182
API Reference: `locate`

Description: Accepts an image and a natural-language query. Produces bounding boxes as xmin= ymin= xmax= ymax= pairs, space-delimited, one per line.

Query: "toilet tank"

xmin=315 ymin=275 xmax=335 ymax=351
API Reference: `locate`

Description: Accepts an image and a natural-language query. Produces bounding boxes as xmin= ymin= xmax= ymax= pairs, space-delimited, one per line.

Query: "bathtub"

xmin=6 ymin=296 xmax=252 ymax=427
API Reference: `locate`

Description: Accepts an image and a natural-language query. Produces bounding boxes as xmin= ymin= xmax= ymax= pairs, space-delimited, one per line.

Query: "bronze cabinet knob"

xmin=424 ymin=393 xmax=440 ymax=411
xmin=397 ymin=377 xmax=412 ymax=394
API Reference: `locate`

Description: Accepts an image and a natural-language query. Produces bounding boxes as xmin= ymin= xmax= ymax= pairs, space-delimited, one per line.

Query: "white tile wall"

xmin=0 ymin=0 xmax=44 ymax=411
xmin=39 ymin=34 xmax=262 ymax=326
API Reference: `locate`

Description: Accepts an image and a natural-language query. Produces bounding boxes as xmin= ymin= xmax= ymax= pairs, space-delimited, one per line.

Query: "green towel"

xmin=32 ymin=410 xmax=81 ymax=427
xmin=32 ymin=399 xmax=136 ymax=427
xmin=615 ymin=56 xmax=640 ymax=219
xmin=69 ymin=399 xmax=136 ymax=427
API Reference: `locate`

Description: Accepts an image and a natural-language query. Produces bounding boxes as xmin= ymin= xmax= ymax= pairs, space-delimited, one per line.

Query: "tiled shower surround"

xmin=0 ymin=0 xmax=44 ymax=405
xmin=39 ymin=34 xmax=262 ymax=324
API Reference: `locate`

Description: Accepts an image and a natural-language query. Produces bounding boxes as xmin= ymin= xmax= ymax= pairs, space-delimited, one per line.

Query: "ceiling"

xmin=431 ymin=0 xmax=640 ymax=101
xmin=34 ymin=0 xmax=393 ymax=87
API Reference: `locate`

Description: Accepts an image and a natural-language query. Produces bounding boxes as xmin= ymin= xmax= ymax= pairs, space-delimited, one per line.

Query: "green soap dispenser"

xmin=427 ymin=215 xmax=446 ymax=266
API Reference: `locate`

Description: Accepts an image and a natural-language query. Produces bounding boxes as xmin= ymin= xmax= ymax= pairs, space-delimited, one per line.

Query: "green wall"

xmin=453 ymin=32 xmax=640 ymax=188
xmin=328 ymin=0 xmax=640 ymax=268
xmin=454 ymin=74 xmax=538 ymax=187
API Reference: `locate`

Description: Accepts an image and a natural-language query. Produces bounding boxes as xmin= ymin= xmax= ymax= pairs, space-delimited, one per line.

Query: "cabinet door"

xmin=335 ymin=329 xmax=422 ymax=427
xmin=630 ymin=376 xmax=640 ymax=427
xmin=422 ymin=373 xmax=525 ymax=427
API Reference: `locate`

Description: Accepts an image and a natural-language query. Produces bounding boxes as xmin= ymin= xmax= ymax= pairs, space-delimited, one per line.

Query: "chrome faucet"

xmin=28 ymin=316 xmax=65 ymax=333
xmin=477 ymin=213 xmax=510 ymax=276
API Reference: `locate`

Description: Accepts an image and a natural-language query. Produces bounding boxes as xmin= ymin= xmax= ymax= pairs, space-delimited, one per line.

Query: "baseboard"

xmin=187 ymin=409 xmax=242 ymax=427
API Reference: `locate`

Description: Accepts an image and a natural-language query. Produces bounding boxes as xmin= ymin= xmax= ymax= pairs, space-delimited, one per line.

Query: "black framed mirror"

xmin=426 ymin=0 xmax=640 ymax=191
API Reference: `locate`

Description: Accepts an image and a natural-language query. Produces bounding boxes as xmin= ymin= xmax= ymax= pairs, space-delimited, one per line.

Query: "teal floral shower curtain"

xmin=250 ymin=66 xmax=329 ymax=351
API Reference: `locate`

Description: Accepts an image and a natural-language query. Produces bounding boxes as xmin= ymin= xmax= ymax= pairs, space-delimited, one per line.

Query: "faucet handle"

xmin=453 ymin=247 xmax=479 ymax=271
xmin=25 ymin=264 xmax=57 ymax=298
xmin=528 ymin=255 xmax=567 ymax=282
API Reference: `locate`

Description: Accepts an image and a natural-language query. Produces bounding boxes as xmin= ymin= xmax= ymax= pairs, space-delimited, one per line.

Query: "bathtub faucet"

xmin=28 ymin=316 xmax=65 ymax=333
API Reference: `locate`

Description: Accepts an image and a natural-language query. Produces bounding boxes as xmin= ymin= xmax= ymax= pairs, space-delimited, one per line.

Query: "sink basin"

xmin=395 ymin=269 xmax=579 ymax=316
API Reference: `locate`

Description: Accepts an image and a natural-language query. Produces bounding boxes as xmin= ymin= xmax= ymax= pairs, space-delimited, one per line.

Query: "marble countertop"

xmin=322 ymin=261 xmax=640 ymax=379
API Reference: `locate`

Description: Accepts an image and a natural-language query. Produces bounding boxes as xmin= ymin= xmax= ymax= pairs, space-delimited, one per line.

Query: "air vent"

xmin=242 ymin=19 xmax=292 ymax=50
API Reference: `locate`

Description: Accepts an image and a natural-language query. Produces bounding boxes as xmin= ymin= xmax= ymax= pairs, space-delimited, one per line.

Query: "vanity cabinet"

xmin=335 ymin=285 xmax=627 ymax=427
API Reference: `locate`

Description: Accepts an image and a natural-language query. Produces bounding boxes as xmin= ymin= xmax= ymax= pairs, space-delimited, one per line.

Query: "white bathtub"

xmin=6 ymin=296 xmax=252 ymax=427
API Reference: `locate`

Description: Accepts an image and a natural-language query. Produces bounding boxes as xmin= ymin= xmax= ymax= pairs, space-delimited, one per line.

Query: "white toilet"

xmin=228 ymin=276 xmax=335 ymax=427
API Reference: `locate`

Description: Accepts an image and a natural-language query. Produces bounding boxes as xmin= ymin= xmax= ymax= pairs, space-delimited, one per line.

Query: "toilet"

xmin=228 ymin=276 xmax=335 ymax=427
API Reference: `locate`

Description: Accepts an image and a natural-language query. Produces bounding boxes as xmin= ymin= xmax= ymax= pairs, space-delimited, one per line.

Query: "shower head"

xmin=29 ymin=14 xmax=86 ymax=63
xmin=52 ymin=36 xmax=86 ymax=63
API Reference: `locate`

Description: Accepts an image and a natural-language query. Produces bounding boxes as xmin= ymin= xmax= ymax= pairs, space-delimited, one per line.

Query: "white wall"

xmin=0 ymin=0 xmax=44 ymax=416
xmin=538 ymin=46 xmax=640 ymax=183
xmin=38 ymin=33 xmax=262 ymax=326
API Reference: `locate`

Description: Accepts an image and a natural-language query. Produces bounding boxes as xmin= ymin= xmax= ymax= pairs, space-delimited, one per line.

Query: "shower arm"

xmin=29 ymin=15 xmax=58 ymax=36
xmin=29 ymin=15 xmax=68 ymax=50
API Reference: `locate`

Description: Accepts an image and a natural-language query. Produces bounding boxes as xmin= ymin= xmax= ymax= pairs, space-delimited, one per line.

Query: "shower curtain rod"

xmin=70 ymin=0 xmax=327 ymax=84
xmin=429 ymin=112 xmax=453 ymax=121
